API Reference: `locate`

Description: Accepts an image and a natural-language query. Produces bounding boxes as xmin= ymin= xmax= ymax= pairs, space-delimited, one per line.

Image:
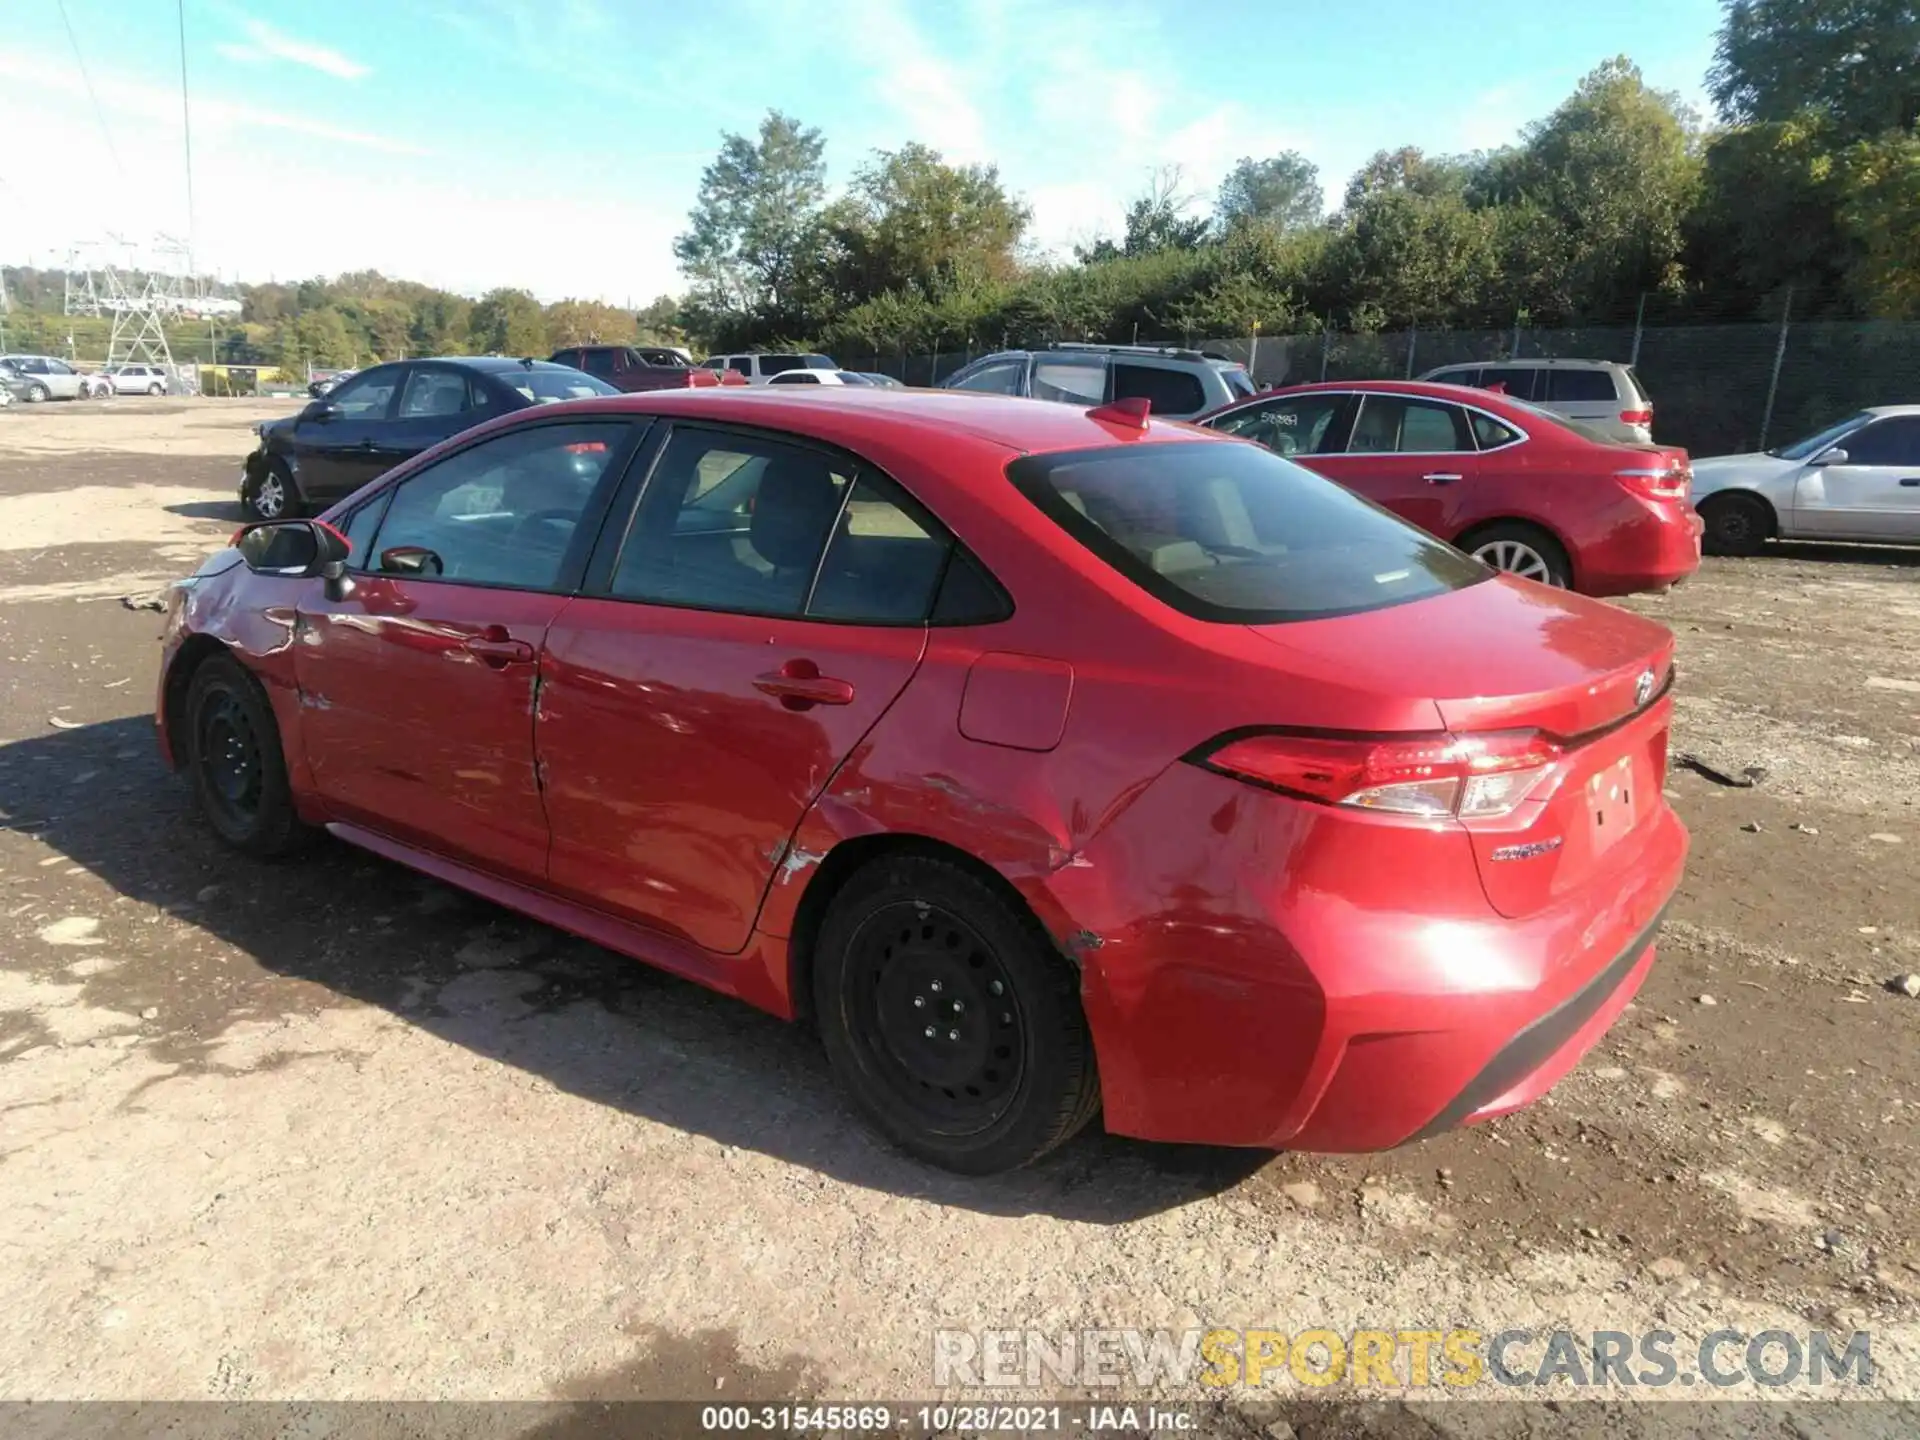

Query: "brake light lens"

xmin=1619 ymin=409 xmax=1653 ymax=426
xmin=1615 ymin=466 xmax=1690 ymax=500
xmin=1194 ymin=729 xmax=1562 ymax=820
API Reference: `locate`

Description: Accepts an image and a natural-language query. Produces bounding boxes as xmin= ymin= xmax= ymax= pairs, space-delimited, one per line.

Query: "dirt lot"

xmin=1 ymin=400 xmax=1917 ymax=1431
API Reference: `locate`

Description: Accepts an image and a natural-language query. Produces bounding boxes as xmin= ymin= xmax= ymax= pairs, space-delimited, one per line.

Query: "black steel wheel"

xmin=1699 ymin=492 xmax=1773 ymax=557
xmin=815 ymin=854 xmax=1099 ymax=1173
xmin=184 ymin=654 xmax=313 ymax=856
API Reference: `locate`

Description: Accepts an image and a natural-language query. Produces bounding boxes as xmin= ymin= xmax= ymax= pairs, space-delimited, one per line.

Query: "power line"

xmin=178 ymin=0 xmax=197 ymax=273
xmin=56 ymin=0 xmax=126 ymax=182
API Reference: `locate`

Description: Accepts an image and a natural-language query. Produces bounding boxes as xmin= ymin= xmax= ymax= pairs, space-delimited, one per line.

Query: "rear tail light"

xmin=1616 ymin=466 xmax=1690 ymax=501
xmin=1191 ymin=729 xmax=1562 ymax=820
xmin=1619 ymin=409 xmax=1653 ymax=426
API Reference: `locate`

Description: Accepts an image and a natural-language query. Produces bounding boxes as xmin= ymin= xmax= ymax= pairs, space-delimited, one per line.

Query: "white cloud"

xmin=837 ymin=0 xmax=990 ymax=164
xmin=218 ymin=18 xmax=369 ymax=81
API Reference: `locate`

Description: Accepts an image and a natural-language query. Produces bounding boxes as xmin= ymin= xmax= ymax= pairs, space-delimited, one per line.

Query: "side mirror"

xmin=301 ymin=399 xmax=341 ymax=423
xmin=378 ymin=545 xmax=443 ymax=578
xmin=234 ymin=519 xmax=351 ymax=581
xmin=1808 ymin=447 xmax=1848 ymax=467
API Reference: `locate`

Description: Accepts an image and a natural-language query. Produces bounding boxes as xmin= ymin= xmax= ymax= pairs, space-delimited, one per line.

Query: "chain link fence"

xmin=842 ymin=321 xmax=1920 ymax=459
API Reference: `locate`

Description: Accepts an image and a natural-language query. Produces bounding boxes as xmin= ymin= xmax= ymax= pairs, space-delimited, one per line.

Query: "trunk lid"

xmin=1247 ymin=576 xmax=1676 ymax=917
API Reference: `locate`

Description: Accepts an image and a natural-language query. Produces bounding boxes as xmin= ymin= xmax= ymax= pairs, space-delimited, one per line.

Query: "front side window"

xmin=612 ymin=430 xmax=853 ymax=616
xmin=951 ymin=360 xmax=1024 ymax=395
xmin=1843 ymin=416 xmax=1920 ymax=466
xmin=1008 ymin=440 xmax=1485 ymax=624
xmin=397 ymin=367 xmax=473 ymax=419
xmin=1111 ymin=363 xmax=1207 ymax=416
xmin=1771 ymin=413 xmax=1870 ymax=461
xmin=1220 ymin=366 xmax=1257 ymax=399
xmin=1347 ymin=396 xmax=1472 ymax=453
xmin=578 ymin=349 xmax=619 ymax=381
xmin=367 ymin=421 xmax=628 ymax=590
xmin=1479 ymin=367 xmax=1538 ymax=400
xmin=327 ymin=365 xmax=401 ymax=419
xmin=1031 ymin=358 xmax=1106 ymax=405
xmin=1209 ymin=393 xmax=1345 ymax=458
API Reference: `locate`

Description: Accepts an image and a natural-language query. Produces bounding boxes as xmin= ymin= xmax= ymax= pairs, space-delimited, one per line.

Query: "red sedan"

xmin=156 ymin=388 xmax=1686 ymax=1173
xmin=1201 ymin=379 xmax=1703 ymax=596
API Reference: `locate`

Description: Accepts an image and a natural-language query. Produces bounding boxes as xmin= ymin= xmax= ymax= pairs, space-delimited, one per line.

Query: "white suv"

xmin=104 ymin=364 xmax=172 ymax=396
xmin=1419 ymin=358 xmax=1654 ymax=444
xmin=699 ymin=352 xmax=839 ymax=385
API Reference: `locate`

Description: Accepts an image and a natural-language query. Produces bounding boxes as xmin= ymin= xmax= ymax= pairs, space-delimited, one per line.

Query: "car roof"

xmin=1256 ymin=378 xmax=1522 ymax=404
xmin=1864 ymin=404 xmax=1920 ymax=418
xmin=413 ymin=355 xmax=580 ymax=375
xmin=1426 ymin=358 xmax=1626 ymax=371
xmin=471 ymin=386 xmax=1229 ymax=459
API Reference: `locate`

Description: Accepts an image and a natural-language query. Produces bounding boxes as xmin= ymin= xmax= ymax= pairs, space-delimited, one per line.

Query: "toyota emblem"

xmin=1635 ymin=668 xmax=1657 ymax=707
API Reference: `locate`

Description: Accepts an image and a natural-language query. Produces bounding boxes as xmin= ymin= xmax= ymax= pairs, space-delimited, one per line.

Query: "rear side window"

xmin=1348 ymin=396 xmax=1472 ymax=453
xmin=728 ymin=357 xmax=753 ymax=375
xmin=1470 ymin=412 xmax=1522 ymax=449
xmin=809 ymin=475 xmax=952 ymax=623
xmin=1545 ymin=368 xmax=1618 ymax=402
xmin=1112 ymin=363 xmax=1207 ymax=416
xmin=1428 ymin=367 xmax=1479 ymax=387
xmin=1221 ymin=367 xmax=1257 ymax=398
xmin=1008 ymin=441 xmax=1485 ymax=624
xmin=1031 ymin=359 xmax=1106 ymax=405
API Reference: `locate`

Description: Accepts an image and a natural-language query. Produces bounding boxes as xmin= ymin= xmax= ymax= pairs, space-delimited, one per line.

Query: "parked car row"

xmin=0 ymin=353 xmax=176 ymax=401
xmin=173 ymin=383 xmax=1687 ymax=1173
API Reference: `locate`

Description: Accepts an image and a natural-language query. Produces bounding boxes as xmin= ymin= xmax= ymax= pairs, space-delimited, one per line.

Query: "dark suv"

xmin=942 ymin=343 xmax=1256 ymax=419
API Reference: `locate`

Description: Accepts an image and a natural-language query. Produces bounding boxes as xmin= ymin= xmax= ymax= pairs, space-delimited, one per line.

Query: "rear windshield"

xmin=507 ymin=370 xmax=619 ymax=403
xmin=1503 ymin=397 xmax=1615 ymax=445
xmin=1007 ymin=440 xmax=1486 ymax=624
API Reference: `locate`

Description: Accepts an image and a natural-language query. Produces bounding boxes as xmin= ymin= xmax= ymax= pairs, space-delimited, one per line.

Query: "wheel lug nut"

xmin=952 ymin=1000 xmax=964 ymax=1013
xmin=989 ymin=981 xmax=1004 ymax=996
xmin=913 ymin=996 xmax=925 ymax=1008
xmin=930 ymin=980 xmax=943 ymax=993
xmin=948 ymin=1029 xmax=960 ymax=1041
xmin=924 ymin=1026 xmax=936 ymax=1039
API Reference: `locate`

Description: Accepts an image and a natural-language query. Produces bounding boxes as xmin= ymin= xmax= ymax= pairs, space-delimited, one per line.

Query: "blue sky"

xmin=2 ymin=0 xmax=1724 ymax=304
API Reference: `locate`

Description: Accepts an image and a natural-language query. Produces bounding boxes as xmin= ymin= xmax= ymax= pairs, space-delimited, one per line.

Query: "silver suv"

xmin=1419 ymin=358 xmax=1653 ymax=444
xmin=944 ymin=343 xmax=1257 ymax=420
xmin=0 ymin=354 xmax=90 ymax=402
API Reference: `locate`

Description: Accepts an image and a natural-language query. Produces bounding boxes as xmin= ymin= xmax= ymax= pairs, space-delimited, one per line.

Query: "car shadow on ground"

xmin=0 ymin=716 xmax=1270 ymax=1222
xmin=164 ymin=500 xmax=248 ymax=522
xmin=1761 ymin=539 xmax=1920 ymax=567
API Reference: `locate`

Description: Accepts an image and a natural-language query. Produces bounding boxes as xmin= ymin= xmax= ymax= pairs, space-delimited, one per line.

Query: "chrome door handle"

xmin=1423 ymin=472 xmax=1463 ymax=485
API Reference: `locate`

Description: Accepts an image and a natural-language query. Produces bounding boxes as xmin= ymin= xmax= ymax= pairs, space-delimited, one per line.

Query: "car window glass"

xmin=578 ymin=349 xmax=619 ymax=380
xmin=808 ymin=474 xmax=952 ymax=624
xmin=768 ymin=371 xmax=817 ymax=385
xmin=1031 ymin=359 xmax=1106 ymax=404
xmin=1221 ymin=367 xmax=1257 ymax=398
xmin=1428 ymin=367 xmax=1477 ymax=386
xmin=1111 ymin=363 xmax=1207 ymax=415
xmin=397 ymin=368 xmax=473 ymax=419
xmin=612 ymin=430 xmax=853 ymax=616
xmin=327 ymin=367 xmax=399 ymax=419
xmin=1545 ymin=368 xmax=1616 ymax=402
xmin=505 ymin=369 xmax=617 ymax=404
xmin=367 ymin=421 xmax=625 ymax=590
xmin=1479 ymin=367 xmax=1537 ymax=400
xmin=1009 ymin=441 xmax=1485 ymax=623
xmin=761 ymin=354 xmax=805 ymax=375
xmin=339 ymin=489 xmax=393 ymax=568
xmin=1348 ymin=396 xmax=1472 ymax=453
xmin=1210 ymin=394 xmax=1345 ymax=458
xmin=49 ymin=360 xmax=74 ymax=375
xmin=952 ymin=360 xmax=1023 ymax=394
xmin=1843 ymin=417 xmax=1920 ymax=466
xmin=1471 ymin=412 xmax=1521 ymax=449
xmin=728 ymin=357 xmax=753 ymax=375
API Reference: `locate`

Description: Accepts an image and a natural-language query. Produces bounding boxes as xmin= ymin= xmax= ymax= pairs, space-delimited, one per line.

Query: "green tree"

xmin=1709 ymin=0 xmax=1920 ymax=138
xmin=1079 ymin=167 xmax=1212 ymax=262
xmin=544 ymin=299 xmax=639 ymax=347
xmin=1215 ymin=152 xmax=1324 ymax=234
xmin=1341 ymin=147 xmax=1470 ymax=209
xmin=1839 ymin=128 xmax=1920 ymax=315
xmin=469 ymin=288 xmax=548 ymax=355
xmin=832 ymin=143 xmax=1030 ymax=303
xmin=674 ymin=110 xmax=830 ymax=328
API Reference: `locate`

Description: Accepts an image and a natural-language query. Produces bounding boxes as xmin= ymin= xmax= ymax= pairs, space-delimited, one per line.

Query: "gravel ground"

xmin=1 ymin=400 xmax=1916 ymax=1435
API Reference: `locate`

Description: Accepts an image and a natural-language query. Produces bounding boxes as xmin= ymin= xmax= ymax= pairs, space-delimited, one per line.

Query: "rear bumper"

xmin=1045 ymin=763 xmax=1687 ymax=1152
xmin=1577 ymin=501 xmax=1703 ymax=597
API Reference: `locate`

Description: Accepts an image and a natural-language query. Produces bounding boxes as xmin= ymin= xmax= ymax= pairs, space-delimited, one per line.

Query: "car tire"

xmin=242 ymin=463 xmax=300 ymax=521
xmin=1464 ymin=522 xmax=1572 ymax=587
xmin=183 ymin=654 xmax=314 ymax=858
xmin=25 ymin=382 xmax=49 ymax=403
xmin=148 ymin=383 xmax=165 ymax=396
xmin=813 ymin=853 xmax=1100 ymax=1174
xmin=1699 ymin=493 xmax=1773 ymax=557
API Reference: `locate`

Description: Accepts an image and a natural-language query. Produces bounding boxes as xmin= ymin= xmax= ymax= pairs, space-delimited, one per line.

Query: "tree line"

xmin=3 ymin=0 xmax=1913 ymax=369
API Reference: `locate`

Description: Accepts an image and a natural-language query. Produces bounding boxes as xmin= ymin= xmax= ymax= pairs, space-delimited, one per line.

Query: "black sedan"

xmin=241 ymin=356 xmax=616 ymax=520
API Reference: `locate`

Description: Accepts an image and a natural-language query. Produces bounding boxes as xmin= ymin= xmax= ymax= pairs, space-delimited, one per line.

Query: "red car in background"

xmin=1202 ymin=379 xmax=1702 ymax=596
xmin=157 ymin=388 xmax=1685 ymax=1173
